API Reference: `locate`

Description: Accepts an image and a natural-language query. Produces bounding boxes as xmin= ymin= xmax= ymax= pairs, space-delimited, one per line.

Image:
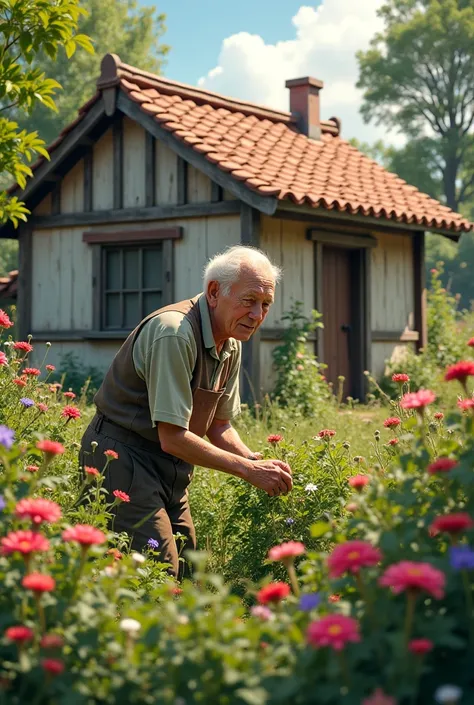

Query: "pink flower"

xmin=45 ymin=364 xmax=56 ymax=372
xmin=1 ymin=530 xmax=50 ymax=556
xmin=250 ymin=605 xmax=274 ymax=621
xmin=362 ymin=689 xmax=397 ymax=705
xmin=445 ymin=361 xmax=474 ymax=385
xmin=457 ymin=398 xmax=474 ymax=411
xmin=427 ymin=458 xmax=458 ymax=475
xmin=267 ymin=434 xmax=283 ymax=444
xmin=268 ymin=541 xmax=305 ymax=563
xmin=383 ymin=417 xmax=401 ymax=428
xmin=13 ymin=377 xmax=26 ymax=387
xmin=400 ymin=389 xmax=436 ymax=410
xmin=468 ymin=338 xmax=474 ymax=348
xmin=307 ymin=614 xmax=360 ymax=651
xmin=5 ymin=625 xmax=34 ymax=643
xmin=61 ymin=405 xmax=81 ymax=420
xmin=22 ymin=573 xmax=55 ymax=593
xmin=379 ymin=561 xmax=445 ymax=599
xmin=26 ymin=465 xmax=39 ymax=473
xmin=13 ymin=342 xmax=33 ymax=353
xmin=0 ymin=351 xmax=7 ymax=366
xmin=318 ymin=429 xmax=336 ymax=438
xmin=104 ymin=449 xmax=119 ymax=460
xmin=63 ymin=391 xmax=76 ymax=399
xmin=113 ymin=490 xmax=130 ymax=503
xmin=41 ymin=659 xmax=64 ymax=675
xmin=62 ymin=524 xmax=106 ymax=546
xmin=36 ymin=440 xmax=65 ymax=457
xmin=37 ymin=403 xmax=48 ymax=413
xmin=387 ymin=438 xmax=399 ymax=447
xmin=22 ymin=367 xmax=40 ymax=376
xmin=84 ymin=466 xmax=99 ymax=477
xmin=257 ymin=582 xmax=291 ymax=604
xmin=392 ymin=373 xmax=410 ymax=383
xmin=430 ymin=513 xmax=474 ymax=536
xmin=0 ymin=309 xmax=13 ymax=328
xmin=348 ymin=475 xmax=369 ymax=492
xmin=408 ymin=638 xmax=433 ymax=655
xmin=434 ymin=412 xmax=444 ymax=420
xmin=15 ymin=498 xmax=61 ymax=525
xmin=40 ymin=634 xmax=64 ymax=649
xmin=328 ymin=540 xmax=382 ymax=578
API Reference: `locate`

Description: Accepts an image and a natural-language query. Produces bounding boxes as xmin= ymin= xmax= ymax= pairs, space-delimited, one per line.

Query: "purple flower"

xmin=0 ymin=425 xmax=15 ymax=449
xmin=0 ymin=495 xmax=5 ymax=512
xmin=147 ymin=538 xmax=160 ymax=550
xmin=299 ymin=593 xmax=321 ymax=611
xmin=450 ymin=545 xmax=474 ymax=571
xmin=285 ymin=518 xmax=295 ymax=526
xmin=20 ymin=397 xmax=35 ymax=408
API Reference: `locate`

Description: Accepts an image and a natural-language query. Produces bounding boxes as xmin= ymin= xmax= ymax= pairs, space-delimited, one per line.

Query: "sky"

xmin=140 ymin=0 xmax=402 ymax=146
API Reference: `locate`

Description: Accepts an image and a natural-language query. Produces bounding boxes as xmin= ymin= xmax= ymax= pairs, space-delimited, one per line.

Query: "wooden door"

xmin=322 ymin=246 xmax=353 ymax=395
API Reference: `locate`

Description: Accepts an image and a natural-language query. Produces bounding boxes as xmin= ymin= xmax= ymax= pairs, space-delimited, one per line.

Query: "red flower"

xmin=26 ymin=465 xmax=39 ymax=473
xmin=457 ymin=398 xmax=474 ymax=411
xmin=379 ymin=561 xmax=445 ymax=599
xmin=434 ymin=412 xmax=444 ymax=420
xmin=113 ymin=489 xmax=130 ymax=503
xmin=0 ymin=309 xmax=13 ymax=328
xmin=22 ymin=573 xmax=55 ymax=593
xmin=0 ymin=351 xmax=7 ymax=366
xmin=387 ymin=438 xmax=399 ymax=446
xmin=63 ymin=391 xmax=76 ymax=399
xmin=45 ymin=364 xmax=56 ymax=372
xmin=15 ymin=498 xmax=62 ymax=525
xmin=41 ymin=634 xmax=64 ymax=649
xmin=318 ymin=429 xmax=336 ymax=438
xmin=430 ymin=513 xmax=474 ymax=535
xmin=328 ymin=540 xmax=382 ymax=578
xmin=257 ymin=582 xmax=291 ymax=604
xmin=36 ymin=440 xmax=65 ymax=456
xmin=84 ymin=466 xmax=99 ymax=477
xmin=170 ymin=586 xmax=183 ymax=596
xmin=36 ymin=403 xmax=48 ymax=414
xmin=22 ymin=367 xmax=40 ymax=376
xmin=267 ymin=434 xmax=283 ymax=444
xmin=427 ymin=458 xmax=458 ymax=475
xmin=445 ymin=361 xmax=474 ymax=385
xmin=268 ymin=541 xmax=305 ymax=563
xmin=468 ymin=338 xmax=474 ymax=348
xmin=42 ymin=659 xmax=64 ymax=676
xmin=13 ymin=378 xmax=27 ymax=387
xmin=328 ymin=594 xmax=340 ymax=603
xmin=307 ymin=614 xmax=360 ymax=651
xmin=106 ymin=548 xmax=123 ymax=561
xmin=13 ymin=342 xmax=33 ymax=353
xmin=400 ymin=389 xmax=436 ymax=410
xmin=5 ymin=625 xmax=34 ymax=643
xmin=409 ymin=638 xmax=433 ymax=655
xmin=104 ymin=449 xmax=119 ymax=460
xmin=61 ymin=405 xmax=81 ymax=420
xmin=62 ymin=524 xmax=106 ymax=546
xmin=348 ymin=475 xmax=369 ymax=492
xmin=1 ymin=530 xmax=50 ymax=556
xmin=383 ymin=417 xmax=401 ymax=428
xmin=392 ymin=373 xmax=410 ymax=383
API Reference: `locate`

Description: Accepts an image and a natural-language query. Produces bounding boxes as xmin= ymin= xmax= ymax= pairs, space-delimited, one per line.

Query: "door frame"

xmin=306 ymin=229 xmax=376 ymax=399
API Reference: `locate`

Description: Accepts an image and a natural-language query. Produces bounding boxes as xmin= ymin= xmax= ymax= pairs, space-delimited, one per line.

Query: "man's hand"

xmin=245 ymin=459 xmax=293 ymax=497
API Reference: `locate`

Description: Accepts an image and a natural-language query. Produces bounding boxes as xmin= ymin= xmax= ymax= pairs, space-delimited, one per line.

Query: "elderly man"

xmin=79 ymin=245 xmax=292 ymax=578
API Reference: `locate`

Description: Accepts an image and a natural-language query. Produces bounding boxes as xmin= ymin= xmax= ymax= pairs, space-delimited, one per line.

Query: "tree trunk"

xmin=443 ymin=154 xmax=459 ymax=212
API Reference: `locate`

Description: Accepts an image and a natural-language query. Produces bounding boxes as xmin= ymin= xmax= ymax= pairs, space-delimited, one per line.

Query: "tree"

xmin=357 ymin=0 xmax=474 ymax=212
xmin=17 ymin=0 xmax=169 ymax=145
xmin=0 ymin=0 xmax=94 ymax=227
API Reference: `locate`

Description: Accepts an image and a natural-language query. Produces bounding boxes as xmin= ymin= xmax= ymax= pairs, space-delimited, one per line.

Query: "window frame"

xmin=83 ymin=227 xmax=182 ymax=336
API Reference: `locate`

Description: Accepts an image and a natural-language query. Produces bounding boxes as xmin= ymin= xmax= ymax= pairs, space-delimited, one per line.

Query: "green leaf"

xmin=236 ymin=688 xmax=268 ymax=705
xmin=310 ymin=521 xmax=331 ymax=538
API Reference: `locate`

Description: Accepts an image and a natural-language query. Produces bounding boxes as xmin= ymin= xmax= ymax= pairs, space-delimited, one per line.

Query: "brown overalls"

xmin=79 ymin=295 xmax=235 ymax=579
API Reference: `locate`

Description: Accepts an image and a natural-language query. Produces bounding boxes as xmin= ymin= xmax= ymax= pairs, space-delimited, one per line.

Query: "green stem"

xmin=336 ymin=650 xmax=351 ymax=689
xmin=404 ymin=591 xmax=416 ymax=646
xmin=35 ymin=594 xmax=46 ymax=633
xmin=461 ymin=569 xmax=474 ymax=652
xmin=70 ymin=547 xmax=88 ymax=599
xmin=286 ymin=562 xmax=300 ymax=597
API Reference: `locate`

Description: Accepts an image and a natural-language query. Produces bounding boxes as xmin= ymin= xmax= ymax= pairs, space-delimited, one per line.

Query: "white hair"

xmin=203 ymin=245 xmax=281 ymax=295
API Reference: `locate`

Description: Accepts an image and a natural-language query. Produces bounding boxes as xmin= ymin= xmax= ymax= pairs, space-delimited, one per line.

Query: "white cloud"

xmin=197 ymin=2 xmax=404 ymax=146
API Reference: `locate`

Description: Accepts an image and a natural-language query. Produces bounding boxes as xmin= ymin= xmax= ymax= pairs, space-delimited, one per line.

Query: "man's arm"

xmin=158 ymin=423 xmax=292 ymax=497
xmin=206 ymin=417 xmax=257 ymax=459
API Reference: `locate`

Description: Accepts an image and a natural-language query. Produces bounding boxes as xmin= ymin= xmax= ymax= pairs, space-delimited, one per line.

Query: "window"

xmin=83 ymin=227 xmax=182 ymax=334
xmin=102 ymin=245 xmax=164 ymax=330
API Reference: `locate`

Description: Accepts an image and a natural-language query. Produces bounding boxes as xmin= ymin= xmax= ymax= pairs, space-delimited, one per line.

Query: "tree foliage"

xmin=0 ymin=0 xmax=94 ymax=227
xmin=16 ymin=0 xmax=170 ymax=145
xmin=357 ymin=0 xmax=474 ymax=211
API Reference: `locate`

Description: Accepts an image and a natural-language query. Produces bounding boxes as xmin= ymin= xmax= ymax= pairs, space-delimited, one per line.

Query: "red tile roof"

xmin=11 ymin=53 xmax=473 ymax=235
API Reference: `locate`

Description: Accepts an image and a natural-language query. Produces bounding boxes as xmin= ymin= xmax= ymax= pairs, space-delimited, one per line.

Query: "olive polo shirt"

xmin=132 ymin=294 xmax=242 ymax=430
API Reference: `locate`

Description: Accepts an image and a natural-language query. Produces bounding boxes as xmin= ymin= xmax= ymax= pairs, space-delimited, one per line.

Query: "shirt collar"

xmin=198 ymin=293 xmax=235 ymax=360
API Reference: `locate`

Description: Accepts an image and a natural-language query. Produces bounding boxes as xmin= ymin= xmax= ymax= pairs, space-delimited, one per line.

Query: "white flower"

xmin=131 ymin=552 xmax=146 ymax=565
xmin=103 ymin=566 xmax=118 ymax=577
xmin=434 ymin=685 xmax=463 ymax=704
xmin=176 ymin=614 xmax=189 ymax=625
xmin=119 ymin=618 xmax=141 ymax=635
xmin=305 ymin=483 xmax=318 ymax=493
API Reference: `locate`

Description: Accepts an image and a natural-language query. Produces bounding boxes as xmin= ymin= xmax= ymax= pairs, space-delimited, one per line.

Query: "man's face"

xmin=208 ymin=266 xmax=275 ymax=342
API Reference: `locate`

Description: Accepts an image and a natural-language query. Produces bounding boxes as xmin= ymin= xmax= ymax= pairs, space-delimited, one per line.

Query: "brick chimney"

xmin=285 ymin=77 xmax=324 ymax=140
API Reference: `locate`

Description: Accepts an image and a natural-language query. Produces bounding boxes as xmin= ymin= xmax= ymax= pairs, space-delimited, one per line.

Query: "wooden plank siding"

xmin=92 ymin=127 xmax=114 ymax=210
xmin=60 ymin=159 xmax=84 ymax=213
xmin=122 ymin=117 xmax=146 ymax=208
xmin=187 ymin=164 xmax=212 ymax=203
xmin=155 ymin=138 xmax=178 ymax=205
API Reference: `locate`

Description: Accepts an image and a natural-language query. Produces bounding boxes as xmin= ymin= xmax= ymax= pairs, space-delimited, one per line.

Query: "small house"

xmin=1 ymin=53 xmax=471 ymax=401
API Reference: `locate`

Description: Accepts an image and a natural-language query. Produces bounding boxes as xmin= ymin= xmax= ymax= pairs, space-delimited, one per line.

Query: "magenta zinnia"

xmin=379 ymin=561 xmax=445 ymax=599
xmin=1 ymin=530 xmax=50 ymax=556
xmin=15 ymin=498 xmax=62 ymax=525
xmin=307 ymin=614 xmax=360 ymax=651
xmin=328 ymin=540 xmax=382 ymax=578
xmin=400 ymin=389 xmax=436 ymax=410
xmin=268 ymin=541 xmax=305 ymax=563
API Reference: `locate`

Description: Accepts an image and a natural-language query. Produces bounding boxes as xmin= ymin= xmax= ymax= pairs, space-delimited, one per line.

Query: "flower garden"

xmin=1 ymin=301 xmax=474 ymax=705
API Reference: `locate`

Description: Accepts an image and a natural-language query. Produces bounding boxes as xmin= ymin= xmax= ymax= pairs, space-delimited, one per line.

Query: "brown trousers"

xmin=79 ymin=414 xmax=196 ymax=579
